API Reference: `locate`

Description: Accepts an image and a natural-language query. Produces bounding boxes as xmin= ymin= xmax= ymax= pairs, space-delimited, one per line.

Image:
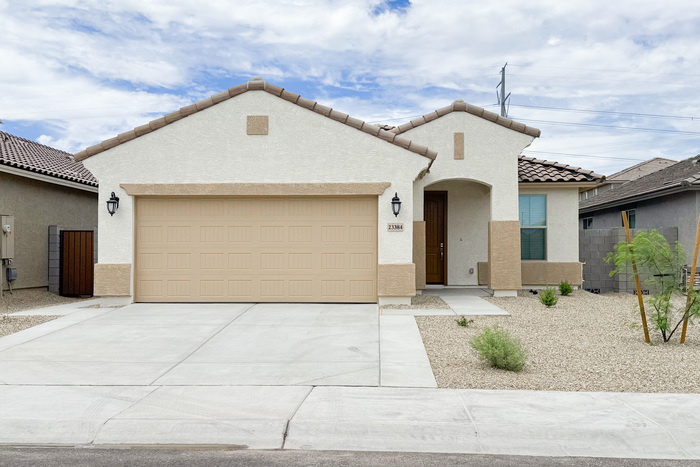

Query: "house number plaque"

xmin=387 ymin=223 xmax=404 ymax=232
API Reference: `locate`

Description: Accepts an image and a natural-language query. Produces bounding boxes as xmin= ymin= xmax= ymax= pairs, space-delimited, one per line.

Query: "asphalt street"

xmin=0 ymin=448 xmax=697 ymax=467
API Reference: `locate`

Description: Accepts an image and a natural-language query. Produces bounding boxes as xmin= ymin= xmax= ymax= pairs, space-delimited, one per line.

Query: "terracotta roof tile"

xmin=389 ymin=99 xmax=541 ymax=138
xmin=518 ymin=156 xmax=603 ymax=183
xmin=0 ymin=131 xmax=97 ymax=186
xmin=75 ymin=77 xmax=438 ymax=162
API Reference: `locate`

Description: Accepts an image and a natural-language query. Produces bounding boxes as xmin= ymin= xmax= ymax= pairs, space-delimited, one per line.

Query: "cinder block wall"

xmin=580 ymin=227 xmax=678 ymax=293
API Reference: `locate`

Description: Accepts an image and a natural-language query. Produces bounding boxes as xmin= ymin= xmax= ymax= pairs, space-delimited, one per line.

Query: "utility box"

xmin=1 ymin=215 xmax=15 ymax=259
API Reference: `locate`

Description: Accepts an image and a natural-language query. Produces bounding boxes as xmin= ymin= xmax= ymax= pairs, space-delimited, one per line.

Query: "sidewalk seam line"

xmin=281 ymin=386 xmax=314 ymax=450
xmin=90 ymin=385 xmax=161 ymax=445
xmin=612 ymin=394 xmax=692 ymax=458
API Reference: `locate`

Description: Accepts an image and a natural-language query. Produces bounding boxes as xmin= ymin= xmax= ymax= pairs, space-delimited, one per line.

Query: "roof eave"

xmin=579 ymin=185 xmax=700 ymax=214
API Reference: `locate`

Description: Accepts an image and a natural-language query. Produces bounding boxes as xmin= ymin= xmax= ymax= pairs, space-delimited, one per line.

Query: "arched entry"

xmin=423 ymin=179 xmax=491 ymax=286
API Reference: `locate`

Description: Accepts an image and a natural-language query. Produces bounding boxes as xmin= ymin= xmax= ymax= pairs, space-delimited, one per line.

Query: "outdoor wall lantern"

xmin=107 ymin=192 xmax=120 ymax=216
xmin=391 ymin=192 xmax=401 ymax=217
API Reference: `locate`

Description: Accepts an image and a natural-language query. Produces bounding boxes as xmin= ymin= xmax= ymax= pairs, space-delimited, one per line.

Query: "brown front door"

xmin=425 ymin=192 xmax=446 ymax=284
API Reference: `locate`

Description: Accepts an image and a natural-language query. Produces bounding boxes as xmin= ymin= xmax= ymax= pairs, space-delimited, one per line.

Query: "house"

xmin=579 ymin=155 xmax=700 ymax=293
xmin=579 ymin=157 xmax=675 ymax=202
xmin=76 ymin=77 xmax=601 ymax=305
xmin=0 ymin=131 xmax=98 ymax=294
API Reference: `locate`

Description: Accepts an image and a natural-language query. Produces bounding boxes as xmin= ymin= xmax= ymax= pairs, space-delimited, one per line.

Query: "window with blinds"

xmin=519 ymin=195 xmax=546 ymax=260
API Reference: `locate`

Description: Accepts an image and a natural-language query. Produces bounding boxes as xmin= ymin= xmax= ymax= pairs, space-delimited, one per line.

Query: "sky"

xmin=1 ymin=0 xmax=699 ymax=176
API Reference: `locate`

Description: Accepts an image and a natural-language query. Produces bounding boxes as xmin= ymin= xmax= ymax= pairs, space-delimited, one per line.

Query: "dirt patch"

xmin=1 ymin=289 xmax=89 ymax=314
xmin=381 ymin=294 xmax=451 ymax=310
xmin=416 ymin=290 xmax=700 ymax=393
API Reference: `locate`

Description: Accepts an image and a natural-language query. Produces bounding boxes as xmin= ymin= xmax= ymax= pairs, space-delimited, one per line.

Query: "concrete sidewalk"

xmin=0 ymin=384 xmax=698 ymax=459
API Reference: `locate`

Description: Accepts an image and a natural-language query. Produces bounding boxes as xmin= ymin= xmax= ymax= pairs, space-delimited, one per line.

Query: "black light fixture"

xmin=107 ymin=192 xmax=120 ymax=216
xmin=391 ymin=192 xmax=401 ymax=217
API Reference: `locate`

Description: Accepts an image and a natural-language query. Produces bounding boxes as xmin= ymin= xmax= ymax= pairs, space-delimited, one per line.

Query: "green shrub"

xmin=456 ymin=316 xmax=474 ymax=327
xmin=470 ymin=326 xmax=526 ymax=372
xmin=539 ymin=287 xmax=559 ymax=307
xmin=559 ymin=281 xmax=573 ymax=296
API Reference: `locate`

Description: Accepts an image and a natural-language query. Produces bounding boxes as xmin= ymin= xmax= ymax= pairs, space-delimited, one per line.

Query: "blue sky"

xmin=1 ymin=0 xmax=699 ymax=175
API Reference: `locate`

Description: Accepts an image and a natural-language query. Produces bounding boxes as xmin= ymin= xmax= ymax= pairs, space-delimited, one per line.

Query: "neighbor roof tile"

xmin=0 ymin=131 xmax=97 ymax=187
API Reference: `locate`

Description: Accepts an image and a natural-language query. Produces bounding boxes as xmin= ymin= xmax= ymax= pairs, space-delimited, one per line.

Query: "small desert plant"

xmin=456 ymin=316 xmax=474 ymax=327
xmin=559 ymin=281 xmax=573 ymax=296
xmin=606 ymin=229 xmax=700 ymax=342
xmin=470 ymin=325 xmax=526 ymax=372
xmin=539 ymin=287 xmax=559 ymax=307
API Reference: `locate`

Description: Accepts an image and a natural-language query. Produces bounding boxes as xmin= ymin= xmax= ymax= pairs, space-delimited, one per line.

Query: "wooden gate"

xmin=60 ymin=230 xmax=94 ymax=297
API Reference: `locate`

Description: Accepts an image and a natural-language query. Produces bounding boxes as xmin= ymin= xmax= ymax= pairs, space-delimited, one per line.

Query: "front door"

xmin=424 ymin=192 xmax=446 ymax=284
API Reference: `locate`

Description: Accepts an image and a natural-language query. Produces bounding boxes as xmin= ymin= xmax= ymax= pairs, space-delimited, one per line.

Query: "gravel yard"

xmin=416 ymin=289 xmax=700 ymax=393
xmin=1 ymin=289 xmax=88 ymax=314
xmin=0 ymin=315 xmax=60 ymax=338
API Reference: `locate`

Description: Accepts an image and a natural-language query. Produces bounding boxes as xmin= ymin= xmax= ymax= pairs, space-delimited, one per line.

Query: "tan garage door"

xmin=134 ymin=197 xmax=377 ymax=303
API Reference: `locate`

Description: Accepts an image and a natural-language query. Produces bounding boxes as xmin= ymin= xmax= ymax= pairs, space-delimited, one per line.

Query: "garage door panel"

xmin=135 ymin=197 xmax=377 ymax=303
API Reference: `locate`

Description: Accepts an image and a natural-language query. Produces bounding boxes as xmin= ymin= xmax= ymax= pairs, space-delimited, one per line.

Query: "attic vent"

xmin=662 ymin=180 xmax=676 ymax=186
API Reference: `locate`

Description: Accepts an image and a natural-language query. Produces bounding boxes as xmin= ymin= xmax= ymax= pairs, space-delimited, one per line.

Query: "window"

xmin=582 ymin=217 xmax=593 ymax=230
xmin=519 ymin=195 xmax=546 ymax=260
xmin=594 ymin=188 xmax=598 ymax=196
xmin=622 ymin=209 xmax=636 ymax=229
xmin=585 ymin=191 xmax=588 ymax=200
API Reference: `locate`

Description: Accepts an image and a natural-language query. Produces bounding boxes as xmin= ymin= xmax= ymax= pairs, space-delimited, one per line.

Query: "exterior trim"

xmin=0 ymin=164 xmax=98 ymax=193
xmin=75 ymin=77 xmax=437 ymax=162
xmin=247 ymin=115 xmax=269 ymax=135
xmin=488 ymin=220 xmax=522 ymax=290
xmin=478 ymin=262 xmax=489 ymax=286
xmin=413 ymin=221 xmax=426 ymax=290
xmin=454 ymin=132 xmax=464 ymax=160
xmin=521 ymin=261 xmax=583 ymax=286
xmin=478 ymin=261 xmax=583 ymax=287
xmin=378 ymin=263 xmax=416 ymax=297
xmin=94 ymin=263 xmax=131 ymax=296
xmin=120 ymin=182 xmax=392 ymax=197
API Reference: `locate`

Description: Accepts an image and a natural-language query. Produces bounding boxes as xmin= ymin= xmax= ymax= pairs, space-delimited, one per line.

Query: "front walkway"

xmin=424 ymin=287 xmax=509 ymax=316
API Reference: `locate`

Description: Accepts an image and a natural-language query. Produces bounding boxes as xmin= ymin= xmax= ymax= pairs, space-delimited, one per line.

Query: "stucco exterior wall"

xmin=83 ymin=91 xmax=430 ymax=296
xmin=402 ymin=111 xmax=535 ymax=221
xmin=520 ymin=186 xmax=580 ymax=263
xmin=580 ymin=191 xmax=700 ymax=254
xmin=0 ymin=171 xmax=98 ymax=290
xmin=425 ymin=180 xmax=490 ymax=285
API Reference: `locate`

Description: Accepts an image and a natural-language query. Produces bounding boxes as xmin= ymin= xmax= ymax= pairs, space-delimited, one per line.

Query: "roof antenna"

xmin=496 ymin=62 xmax=511 ymax=118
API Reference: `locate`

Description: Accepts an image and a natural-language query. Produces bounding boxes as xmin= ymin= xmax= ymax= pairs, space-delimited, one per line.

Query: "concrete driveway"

xmin=0 ymin=302 xmax=435 ymax=388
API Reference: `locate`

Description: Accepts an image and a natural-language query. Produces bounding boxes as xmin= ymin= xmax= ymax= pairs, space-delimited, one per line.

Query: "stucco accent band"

xmin=454 ymin=132 xmax=464 ymax=160
xmin=413 ymin=221 xmax=426 ymax=290
xmin=488 ymin=221 xmax=522 ymax=290
xmin=247 ymin=115 xmax=269 ymax=135
xmin=120 ymin=182 xmax=392 ymax=196
xmin=94 ymin=263 xmax=131 ymax=296
xmin=378 ymin=263 xmax=416 ymax=297
xmin=521 ymin=261 xmax=583 ymax=287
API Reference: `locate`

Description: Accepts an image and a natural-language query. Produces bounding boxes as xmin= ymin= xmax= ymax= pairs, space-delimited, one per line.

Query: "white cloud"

xmin=1 ymin=0 xmax=699 ymax=173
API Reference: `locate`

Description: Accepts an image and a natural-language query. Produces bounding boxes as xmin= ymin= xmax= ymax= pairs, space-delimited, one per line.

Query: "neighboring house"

xmin=579 ymin=155 xmax=700 ymax=293
xmin=0 ymin=131 xmax=98 ymax=293
xmin=76 ymin=77 xmax=601 ymax=305
xmin=579 ymin=157 xmax=675 ymax=201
